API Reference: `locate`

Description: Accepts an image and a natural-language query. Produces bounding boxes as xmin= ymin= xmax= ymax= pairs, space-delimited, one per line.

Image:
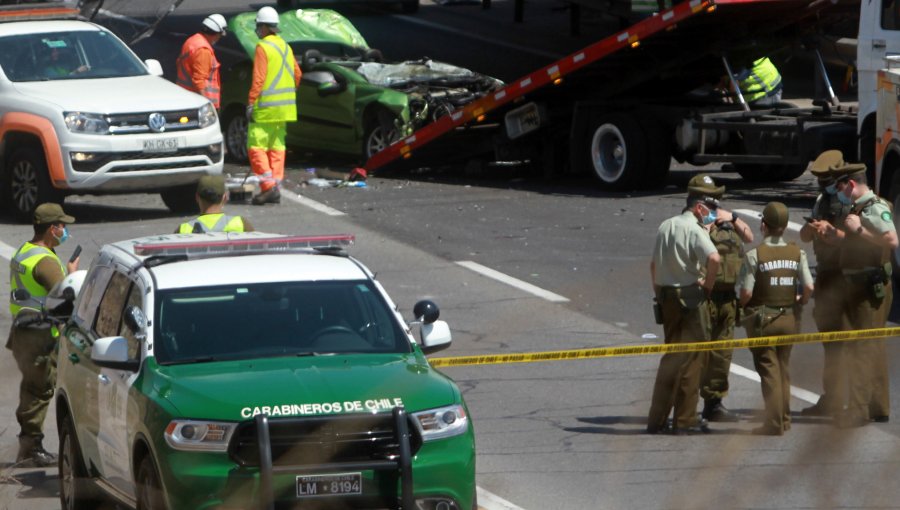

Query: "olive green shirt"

xmin=652 ymin=210 xmax=718 ymax=287
xmin=854 ymin=190 xmax=895 ymax=236
xmin=736 ymin=236 xmax=813 ymax=294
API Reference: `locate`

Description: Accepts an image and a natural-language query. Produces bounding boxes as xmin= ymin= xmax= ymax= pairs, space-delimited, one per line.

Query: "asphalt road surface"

xmin=1 ymin=1 xmax=899 ymax=509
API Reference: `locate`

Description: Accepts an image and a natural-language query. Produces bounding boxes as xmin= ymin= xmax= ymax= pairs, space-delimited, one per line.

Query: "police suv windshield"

xmin=0 ymin=31 xmax=148 ymax=82
xmin=154 ymin=280 xmax=411 ymax=364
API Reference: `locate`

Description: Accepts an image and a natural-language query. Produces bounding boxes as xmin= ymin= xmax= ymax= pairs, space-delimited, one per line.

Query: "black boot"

xmin=252 ymin=187 xmax=281 ymax=205
xmin=702 ymin=398 xmax=739 ymax=422
xmin=16 ymin=436 xmax=57 ymax=468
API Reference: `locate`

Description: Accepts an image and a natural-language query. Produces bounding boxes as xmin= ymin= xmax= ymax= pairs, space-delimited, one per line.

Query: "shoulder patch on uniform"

xmin=882 ymin=211 xmax=892 ymax=222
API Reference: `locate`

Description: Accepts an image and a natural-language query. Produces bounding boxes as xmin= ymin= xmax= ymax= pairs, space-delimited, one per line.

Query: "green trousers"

xmin=746 ymin=308 xmax=795 ymax=432
xmin=700 ymin=291 xmax=735 ymax=401
xmin=812 ymin=270 xmax=847 ymax=411
xmin=7 ymin=323 xmax=57 ymax=441
xmin=841 ymin=280 xmax=889 ymax=421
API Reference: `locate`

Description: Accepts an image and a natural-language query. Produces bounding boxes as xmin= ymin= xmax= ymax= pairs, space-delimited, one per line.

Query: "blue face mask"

xmin=701 ymin=206 xmax=717 ymax=226
xmin=836 ymin=189 xmax=852 ymax=205
xmin=824 ymin=183 xmax=837 ymax=195
xmin=54 ymin=226 xmax=69 ymax=245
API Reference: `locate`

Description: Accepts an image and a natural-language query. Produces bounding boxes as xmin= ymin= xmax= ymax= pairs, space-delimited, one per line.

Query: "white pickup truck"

xmin=0 ymin=8 xmax=223 ymax=222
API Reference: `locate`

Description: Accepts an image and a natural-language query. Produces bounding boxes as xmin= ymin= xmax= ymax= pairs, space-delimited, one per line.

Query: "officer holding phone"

xmin=6 ymin=203 xmax=79 ymax=466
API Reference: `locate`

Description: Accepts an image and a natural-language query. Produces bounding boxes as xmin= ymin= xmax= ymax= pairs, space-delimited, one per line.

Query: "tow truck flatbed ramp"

xmin=364 ymin=0 xmax=856 ymax=173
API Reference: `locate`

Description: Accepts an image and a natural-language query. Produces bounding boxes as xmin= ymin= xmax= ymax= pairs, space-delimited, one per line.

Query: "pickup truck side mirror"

xmin=144 ymin=59 xmax=164 ymax=77
xmin=92 ymin=336 xmax=140 ymax=372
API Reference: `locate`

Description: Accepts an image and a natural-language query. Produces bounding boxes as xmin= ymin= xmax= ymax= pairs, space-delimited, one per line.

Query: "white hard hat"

xmin=256 ymin=6 xmax=280 ymax=25
xmin=202 ymin=13 xmax=227 ymax=34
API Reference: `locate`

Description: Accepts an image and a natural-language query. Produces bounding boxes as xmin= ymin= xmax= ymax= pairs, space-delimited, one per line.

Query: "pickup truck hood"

xmin=151 ymin=353 xmax=457 ymax=422
xmin=12 ymin=76 xmax=206 ymax=113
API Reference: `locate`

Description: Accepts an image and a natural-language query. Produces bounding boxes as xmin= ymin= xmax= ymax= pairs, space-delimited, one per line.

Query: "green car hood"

xmin=151 ymin=353 xmax=457 ymax=422
xmin=229 ymin=9 xmax=369 ymax=58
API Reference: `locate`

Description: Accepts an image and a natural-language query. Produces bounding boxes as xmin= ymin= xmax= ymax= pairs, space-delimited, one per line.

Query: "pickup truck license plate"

xmin=142 ymin=137 xmax=180 ymax=153
xmin=296 ymin=472 xmax=362 ymax=498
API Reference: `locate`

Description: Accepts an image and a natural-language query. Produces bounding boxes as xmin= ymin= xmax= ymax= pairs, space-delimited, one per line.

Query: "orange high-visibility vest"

xmin=176 ymin=33 xmax=221 ymax=108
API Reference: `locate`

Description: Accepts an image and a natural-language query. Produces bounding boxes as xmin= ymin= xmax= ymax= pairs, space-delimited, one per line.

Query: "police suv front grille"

xmin=229 ymin=413 xmax=423 ymax=468
xmin=107 ymin=109 xmax=200 ymax=134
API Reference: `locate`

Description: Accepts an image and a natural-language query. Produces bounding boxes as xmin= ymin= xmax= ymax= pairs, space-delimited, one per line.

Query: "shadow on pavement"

xmin=0 ymin=468 xmax=58 ymax=500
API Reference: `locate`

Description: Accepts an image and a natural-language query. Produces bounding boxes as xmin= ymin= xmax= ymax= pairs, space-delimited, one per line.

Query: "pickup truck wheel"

xmin=6 ymin=146 xmax=62 ymax=223
xmin=59 ymin=415 xmax=99 ymax=510
xmin=137 ymin=455 xmax=167 ymax=510
xmin=363 ymin=110 xmax=401 ymax=161
xmin=223 ymin=107 xmax=249 ymax=163
xmin=160 ymin=184 xmax=199 ymax=214
xmin=585 ymin=113 xmax=648 ymax=190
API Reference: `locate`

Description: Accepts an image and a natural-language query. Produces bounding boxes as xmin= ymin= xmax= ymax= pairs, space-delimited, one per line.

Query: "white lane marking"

xmin=478 ymin=486 xmax=527 ymax=510
xmin=729 ymin=364 xmax=818 ymax=404
xmin=281 ymin=188 xmax=346 ymax=216
xmin=389 ymin=15 xmax=564 ymax=61
xmin=456 ymin=261 xmax=569 ymax=303
xmin=733 ymin=208 xmax=804 ymax=232
xmin=0 ymin=239 xmax=15 ymax=260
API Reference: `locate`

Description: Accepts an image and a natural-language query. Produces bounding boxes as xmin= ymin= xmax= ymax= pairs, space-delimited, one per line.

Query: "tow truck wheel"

xmin=59 ymin=415 xmax=99 ymax=510
xmin=585 ymin=113 xmax=648 ymax=190
xmin=136 ymin=455 xmax=167 ymax=510
xmin=223 ymin=106 xmax=249 ymax=163
xmin=363 ymin=110 xmax=401 ymax=161
xmin=6 ymin=146 xmax=62 ymax=223
xmin=160 ymin=184 xmax=199 ymax=214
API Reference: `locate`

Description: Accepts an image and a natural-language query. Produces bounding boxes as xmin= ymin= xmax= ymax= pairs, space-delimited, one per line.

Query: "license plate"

xmin=504 ymin=102 xmax=543 ymax=140
xmin=296 ymin=472 xmax=362 ymax=498
xmin=142 ymin=137 xmax=180 ymax=153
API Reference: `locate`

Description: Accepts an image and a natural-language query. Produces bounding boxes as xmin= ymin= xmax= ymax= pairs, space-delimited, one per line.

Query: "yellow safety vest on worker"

xmin=9 ymin=242 xmax=65 ymax=316
xmin=253 ymin=34 xmax=297 ymax=123
xmin=739 ymin=58 xmax=782 ymax=103
xmin=179 ymin=213 xmax=246 ymax=233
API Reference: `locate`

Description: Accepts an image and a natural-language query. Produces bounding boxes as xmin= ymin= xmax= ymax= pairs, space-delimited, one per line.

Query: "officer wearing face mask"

xmin=7 ymin=203 xmax=79 ymax=466
xmin=798 ymin=150 xmax=852 ymax=417
xmin=829 ymin=161 xmax=897 ymax=427
xmin=647 ymin=181 xmax=721 ymax=435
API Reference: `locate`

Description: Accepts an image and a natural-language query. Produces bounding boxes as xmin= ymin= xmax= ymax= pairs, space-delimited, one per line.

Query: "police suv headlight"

xmin=198 ymin=102 xmax=217 ymax=128
xmin=64 ymin=112 xmax=110 ymax=134
xmin=164 ymin=420 xmax=235 ymax=452
xmin=411 ymin=405 xmax=468 ymax=441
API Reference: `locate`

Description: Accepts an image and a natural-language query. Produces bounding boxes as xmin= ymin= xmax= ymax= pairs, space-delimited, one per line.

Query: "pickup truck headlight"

xmin=165 ymin=420 xmax=235 ymax=452
xmin=411 ymin=405 xmax=468 ymax=441
xmin=198 ymin=102 xmax=217 ymax=128
xmin=64 ymin=112 xmax=110 ymax=134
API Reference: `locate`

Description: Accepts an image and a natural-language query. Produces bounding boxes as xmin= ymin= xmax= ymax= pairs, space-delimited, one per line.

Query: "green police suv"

xmin=55 ymin=233 xmax=475 ymax=510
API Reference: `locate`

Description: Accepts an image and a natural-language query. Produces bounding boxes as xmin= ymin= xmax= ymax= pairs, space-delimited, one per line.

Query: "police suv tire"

xmin=6 ymin=146 xmax=63 ymax=223
xmin=160 ymin=184 xmax=199 ymax=214
xmin=363 ymin=109 xmax=400 ymax=162
xmin=137 ymin=455 xmax=167 ymax=510
xmin=59 ymin=414 xmax=100 ymax=510
xmin=223 ymin=107 xmax=249 ymax=163
xmin=584 ymin=113 xmax=648 ymax=191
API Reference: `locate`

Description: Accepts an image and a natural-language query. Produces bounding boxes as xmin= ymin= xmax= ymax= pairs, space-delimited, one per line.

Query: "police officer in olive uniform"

xmin=686 ymin=175 xmax=754 ymax=423
xmin=177 ymin=175 xmax=255 ymax=234
xmin=830 ymin=162 xmax=897 ymax=427
xmin=738 ymin=202 xmax=814 ymax=435
xmin=7 ymin=203 xmax=79 ymax=466
xmin=799 ymin=150 xmax=851 ymax=417
xmin=648 ymin=184 xmax=721 ymax=435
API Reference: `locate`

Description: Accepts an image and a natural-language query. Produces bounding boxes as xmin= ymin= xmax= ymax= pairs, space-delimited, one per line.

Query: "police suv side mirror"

xmin=412 ymin=300 xmax=451 ymax=354
xmin=144 ymin=59 xmax=164 ymax=77
xmin=123 ymin=305 xmax=147 ymax=334
xmin=91 ymin=336 xmax=140 ymax=372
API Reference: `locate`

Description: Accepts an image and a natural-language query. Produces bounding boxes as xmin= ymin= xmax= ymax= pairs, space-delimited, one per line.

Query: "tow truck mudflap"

xmin=252 ymin=407 xmax=414 ymax=510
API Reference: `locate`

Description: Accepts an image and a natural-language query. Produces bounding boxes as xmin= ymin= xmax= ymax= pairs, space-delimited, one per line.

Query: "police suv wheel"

xmin=137 ymin=456 xmax=167 ymax=510
xmin=59 ymin=415 xmax=98 ymax=510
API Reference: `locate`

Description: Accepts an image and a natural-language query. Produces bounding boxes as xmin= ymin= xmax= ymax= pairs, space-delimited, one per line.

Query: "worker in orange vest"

xmin=176 ymin=14 xmax=227 ymax=109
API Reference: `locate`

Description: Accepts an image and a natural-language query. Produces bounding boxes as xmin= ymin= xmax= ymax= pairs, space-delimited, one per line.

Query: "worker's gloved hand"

xmin=245 ymin=105 xmax=253 ymax=122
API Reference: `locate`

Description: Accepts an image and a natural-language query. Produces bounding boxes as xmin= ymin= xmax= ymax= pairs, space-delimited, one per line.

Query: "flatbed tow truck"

xmin=364 ymin=0 xmax=875 ymax=193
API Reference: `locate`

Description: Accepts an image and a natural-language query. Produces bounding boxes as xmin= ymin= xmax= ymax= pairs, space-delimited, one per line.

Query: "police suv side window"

xmin=118 ymin=283 xmax=143 ymax=359
xmin=73 ymin=265 xmax=114 ymax=333
xmin=95 ymin=271 xmax=131 ymax=338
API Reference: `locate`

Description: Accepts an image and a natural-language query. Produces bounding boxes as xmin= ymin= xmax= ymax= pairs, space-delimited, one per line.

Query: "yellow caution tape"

xmin=429 ymin=327 xmax=900 ymax=368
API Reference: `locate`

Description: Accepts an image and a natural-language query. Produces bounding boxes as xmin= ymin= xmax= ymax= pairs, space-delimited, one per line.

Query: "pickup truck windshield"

xmin=0 ymin=30 xmax=147 ymax=82
xmin=154 ymin=280 xmax=411 ymax=364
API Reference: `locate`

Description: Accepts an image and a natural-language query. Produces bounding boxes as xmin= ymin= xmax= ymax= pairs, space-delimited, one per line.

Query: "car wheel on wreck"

xmin=363 ymin=109 xmax=401 ymax=161
xmin=223 ymin=106 xmax=249 ymax=164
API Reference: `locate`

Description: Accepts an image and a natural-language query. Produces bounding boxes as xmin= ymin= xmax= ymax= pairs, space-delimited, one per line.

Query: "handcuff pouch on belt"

xmin=740 ymin=305 xmax=786 ymax=332
xmin=846 ymin=263 xmax=892 ymax=300
xmin=672 ymin=285 xmax=706 ymax=311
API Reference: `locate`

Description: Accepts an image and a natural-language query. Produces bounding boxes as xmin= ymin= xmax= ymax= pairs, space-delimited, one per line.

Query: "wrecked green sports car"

xmin=220 ymin=9 xmax=503 ymax=163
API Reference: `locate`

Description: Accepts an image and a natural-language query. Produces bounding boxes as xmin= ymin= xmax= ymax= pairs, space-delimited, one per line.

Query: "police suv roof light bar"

xmin=133 ymin=234 xmax=355 ymax=257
